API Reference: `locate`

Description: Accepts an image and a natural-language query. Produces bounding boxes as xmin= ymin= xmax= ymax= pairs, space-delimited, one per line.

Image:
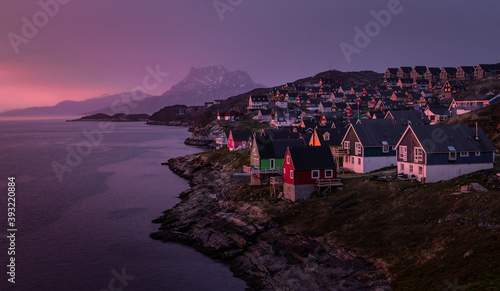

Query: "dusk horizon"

xmin=1 ymin=1 xmax=500 ymax=112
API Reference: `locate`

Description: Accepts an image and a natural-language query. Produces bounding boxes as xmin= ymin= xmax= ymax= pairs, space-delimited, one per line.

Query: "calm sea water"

xmin=0 ymin=120 xmax=246 ymax=290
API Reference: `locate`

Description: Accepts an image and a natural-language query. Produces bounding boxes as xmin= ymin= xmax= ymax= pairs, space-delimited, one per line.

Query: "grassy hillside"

xmin=443 ymin=102 xmax=500 ymax=150
xmin=195 ymin=148 xmax=500 ymax=290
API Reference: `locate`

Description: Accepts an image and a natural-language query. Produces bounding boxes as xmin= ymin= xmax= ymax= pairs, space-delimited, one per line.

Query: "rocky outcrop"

xmin=151 ymin=153 xmax=389 ymax=290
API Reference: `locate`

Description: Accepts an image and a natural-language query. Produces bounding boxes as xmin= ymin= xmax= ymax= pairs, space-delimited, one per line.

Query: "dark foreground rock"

xmin=151 ymin=153 xmax=389 ymax=290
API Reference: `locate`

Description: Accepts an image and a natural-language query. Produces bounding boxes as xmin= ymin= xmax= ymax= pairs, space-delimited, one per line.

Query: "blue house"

xmin=395 ymin=124 xmax=495 ymax=183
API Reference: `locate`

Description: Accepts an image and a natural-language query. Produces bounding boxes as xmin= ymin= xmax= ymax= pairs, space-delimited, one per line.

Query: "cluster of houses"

xmin=212 ymin=64 xmax=499 ymax=201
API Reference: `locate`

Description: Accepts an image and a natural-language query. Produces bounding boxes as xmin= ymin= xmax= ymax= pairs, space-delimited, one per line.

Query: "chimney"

xmin=475 ymin=122 xmax=480 ymax=140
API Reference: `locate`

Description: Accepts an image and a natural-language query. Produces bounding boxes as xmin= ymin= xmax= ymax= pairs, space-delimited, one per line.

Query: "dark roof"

xmin=442 ymin=67 xmax=457 ymax=74
xmin=427 ymin=67 xmax=441 ymax=75
xmin=323 ymin=112 xmax=344 ymax=122
xmin=399 ymin=67 xmax=412 ymax=73
xmin=251 ymin=95 xmax=269 ymax=102
xmin=288 ymin=146 xmax=336 ymax=170
xmin=458 ymin=66 xmax=475 ymax=74
xmin=413 ymin=66 xmax=427 ymax=74
xmin=254 ymin=135 xmax=275 ymax=159
xmin=399 ymin=78 xmax=413 ymax=84
xmin=386 ymin=110 xmax=430 ymax=125
xmin=371 ymin=112 xmax=386 ymax=119
xmin=426 ymin=105 xmax=449 ymax=115
xmin=316 ymin=127 xmax=349 ymax=146
xmin=381 ymin=100 xmax=406 ymax=110
xmin=386 ymin=68 xmax=398 ymax=73
xmin=351 ymin=123 xmax=406 ymax=146
xmin=230 ymin=129 xmax=253 ymax=141
xmin=334 ymin=102 xmax=347 ymax=110
xmin=272 ymin=139 xmax=305 ymax=158
xmin=357 ymin=118 xmax=393 ymax=125
xmin=409 ymin=124 xmax=495 ymax=153
xmin=414 ymin=79 xmax=429 ymax=85
xmin=261 ymin=128 xmax=301 ymax=140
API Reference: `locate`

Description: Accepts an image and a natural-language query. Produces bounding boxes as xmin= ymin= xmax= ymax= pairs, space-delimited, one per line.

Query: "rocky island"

xmin=68 ymin=113 xmax=150 ymax=122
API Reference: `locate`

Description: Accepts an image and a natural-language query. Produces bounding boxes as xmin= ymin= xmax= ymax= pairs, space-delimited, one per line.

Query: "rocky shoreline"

xmin=150 ymin=152 xmax=389 ymax=290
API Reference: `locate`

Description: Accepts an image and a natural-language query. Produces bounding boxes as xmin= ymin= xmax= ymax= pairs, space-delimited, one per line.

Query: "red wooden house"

xmin=282 ymin=146 xmax=337 ymax=201
xmin=228 ymin=129 xmax=252 ymax=151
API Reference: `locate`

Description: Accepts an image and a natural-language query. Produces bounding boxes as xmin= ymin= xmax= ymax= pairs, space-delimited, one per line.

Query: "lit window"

xmin=325 ymin=170 xmax=333 ymax=178
xmin=312 ymin=170 xmax=319 ymax=179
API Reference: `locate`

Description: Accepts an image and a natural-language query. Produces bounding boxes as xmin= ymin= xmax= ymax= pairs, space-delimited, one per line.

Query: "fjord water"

xmin=0 ymin=120 xmax=246 ymax=290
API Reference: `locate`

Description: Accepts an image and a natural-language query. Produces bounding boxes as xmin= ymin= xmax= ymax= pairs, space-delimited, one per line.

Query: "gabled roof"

xmin=414 ymin=79 xmax=429 ymax=85
xmin=442 ymin=67 xmax=457 ymax=74
xmin=398 ymin=78 xmax=413 ymax=84
xmin=386 ymin=68 xmax=398 ymax=73
xmin=261 ymin=128 xmax=301 ymax=140
xmin=427 ymin=67 xmax=441 ymax=75
xmin=386 ymin=110 xmax=430 ymax=125
xmin=323 ymin=112 xmax=344 ymax=122
xmin=316 ymin=127 xmax=349 ymax=146
xmin=230 ymin=129 xmax=253 ymax=141
xmin=320 ymin=101 xmax=333 ymax=108
xmin=381 ymin=100 xmax=406 ymax=110
xmin=425 ymin=105 xmax=449 ymax=115
xmin=350 ymin=123 xmax=405 ymax=146
xmin=288 ymin=146 xmax=336 ymax=170
xmin=458 ymin=66 xmax=475 ymax=74
xmin=357 ymin=118 xmax=393 ymax=125
xmin=399 ymin=67 xmax=412 ymax=73
xmin=404 ymin=124 xmax=495 ymax=153
xmin=413 ymin=66 xmax=427 ymax=74
xmin=272 ymin=139 xmax=305 ymax=158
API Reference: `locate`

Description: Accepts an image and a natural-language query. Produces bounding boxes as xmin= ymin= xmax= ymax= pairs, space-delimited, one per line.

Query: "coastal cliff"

xmin=150 ymin=150 xmax=389 ymax=290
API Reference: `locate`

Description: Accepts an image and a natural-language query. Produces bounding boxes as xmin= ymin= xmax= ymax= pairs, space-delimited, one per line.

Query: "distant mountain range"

xmin=1 ymin=66 xmax=263 ymax=116
xmin=0 ymin=92 xmax=152 ymax=116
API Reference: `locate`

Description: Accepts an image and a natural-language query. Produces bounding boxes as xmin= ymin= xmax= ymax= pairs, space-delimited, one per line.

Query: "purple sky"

xmin=1 ymin=0 xmax=499 ymax=111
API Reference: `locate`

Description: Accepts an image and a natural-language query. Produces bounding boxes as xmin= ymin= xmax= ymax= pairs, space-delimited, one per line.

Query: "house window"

xmin=343 ymin=141 xmax=350 ymax=151
xmin=448 ymin=146 xmax=457 ymax=161
xmin=355 ymin=142 xmax=362 ymax=155
xmin=382 ymin=141 xmax=389 ymax=153
xmin=418 ymin=166 xmax=423 ymax=175
xmin=290 ymin=170 xmax=294 ymax=179
xmin=400 ymin=163 xmax=404 ymax=171
xmin=283 ymin=168 xmax=286 ymax=174
xmin=351 ymin=157 xmax=354 ymax=164
xmin=312 ymin=170 xmax=319 ymax=179
xmin=324 ymin=133 xmax=330 ymax=141
xmin=242 ymin=141 xmax=246 ymax=147
xmin=270 ymin=159 xmax=275 ymax=170
xmin=287 ymin=156 xmax=290 ymax=164
xmin=414 ymin=148 xmax=423 ymax=162
xmin=409 ymin=165 xmax=413 ymax=173
xmin=358 ymin=158 xmax=361 ymax=165
xmin=475 ymin=151 xmax=481 ymax=157
xmin=399 ymin=146 xmax=407 ymax=161
xmin=325 ymin=170 xmax=333 ymax=178
xmin=460 ymin=152 xmax=469 ymax=157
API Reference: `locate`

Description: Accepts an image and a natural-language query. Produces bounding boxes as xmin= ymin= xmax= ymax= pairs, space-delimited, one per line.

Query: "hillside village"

xmin=154 ymin=64 xmax=500 ymax=290
xmin=188 ymin=63 xmax=497 ymax=201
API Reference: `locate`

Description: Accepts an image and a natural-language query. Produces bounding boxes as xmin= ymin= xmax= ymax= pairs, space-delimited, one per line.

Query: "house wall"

xmin=397 ymin=130 xmax=426 ymax=165
xmin=364 ymin=146 xmax=396 ymax=158
xmin=283 ymin=183 xmax=315 ymax=201
xmin=427 ymin=152 xmax=494 ymax=165
xmin=399 ymin=161 xmax=493 ymax=183
xmin=344 ymin=156 xmax=396 ymax=173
